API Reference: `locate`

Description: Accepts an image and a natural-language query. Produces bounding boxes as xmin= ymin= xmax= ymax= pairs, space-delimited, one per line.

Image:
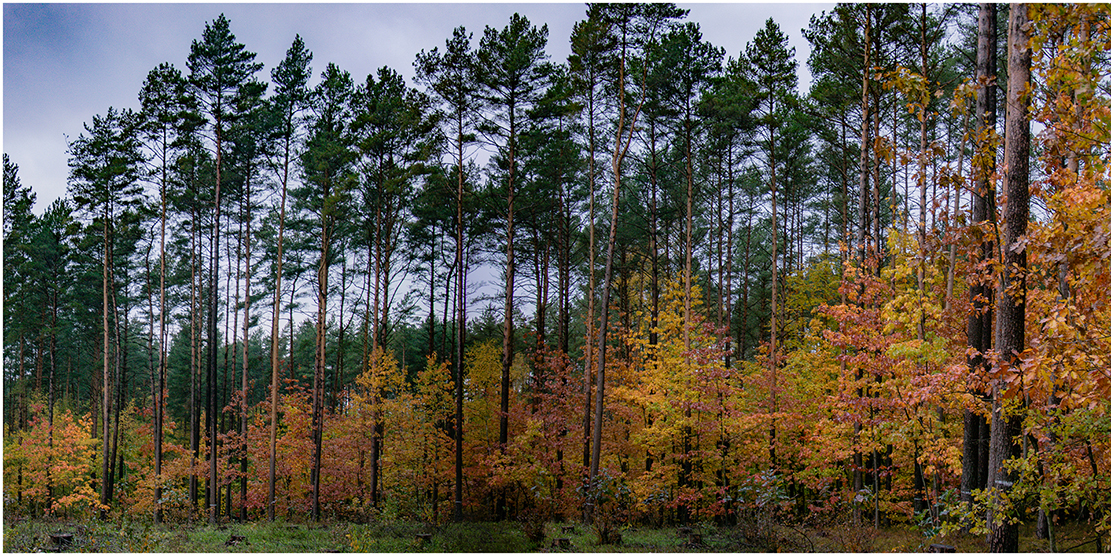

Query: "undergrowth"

xmin=3 ymin=515 xmax=1104 ymax=552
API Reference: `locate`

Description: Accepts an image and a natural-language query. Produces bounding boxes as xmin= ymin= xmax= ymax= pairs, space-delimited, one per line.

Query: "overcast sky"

xmin=4 ymin=2 xmax=833 ymax=215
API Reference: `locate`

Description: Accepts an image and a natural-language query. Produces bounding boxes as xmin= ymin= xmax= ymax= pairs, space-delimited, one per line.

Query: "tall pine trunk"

xmin=207 ymin=125 xmax=224 ymax=525
xmin=852 ymin=5 xmax=872 ymax=526
xmin=453 ymin=114 xmax=467 ymax=524
xmin=155 ymin=143 xmax=167 ymax=524
xmin=268 ymin=140 xmax=290 ymax=522
xmin=239 ymin=171 xmax=252 ymax=522
xmin=311 ymin=175 xmax=333 ymax=522
xmin=99 ymin=207 xmax=113 ymax=518
xmin=987 ymin=4 xmax=1030 ymax=551
xmin=190 ymin=204 xmax=200 ymax=509
xmin=962 ymin=1 xmax=996 ymax=514
xmin=582 ymin=88 xmax=597 ymax=480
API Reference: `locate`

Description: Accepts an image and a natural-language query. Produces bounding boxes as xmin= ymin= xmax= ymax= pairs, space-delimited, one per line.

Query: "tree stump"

xmin=415 ymin=533 xmax=433 ymax=543
xmin=689 ymin=532 xmax=703 ymax=546
xmin=49 ymin=533 xmax=74 ymax=548
xmin=928 ymin=544 xmax=955 ymax=553
xmin=553 ymin=538 xmax=571 ymax=548
xmin=225 ymin=535 xmax=248 ymax=547
xmin=561 ymin=525 xmax=575 ymax=534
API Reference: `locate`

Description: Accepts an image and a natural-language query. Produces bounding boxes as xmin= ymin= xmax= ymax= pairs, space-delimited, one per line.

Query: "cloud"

xmin=3 ymin=3 xmax=830 ymax=215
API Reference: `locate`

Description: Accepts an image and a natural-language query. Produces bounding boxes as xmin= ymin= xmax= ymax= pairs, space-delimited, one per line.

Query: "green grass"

xmin=3 ymin=516 xmax=1105 ymax=552
xmin=2 ymin=518 xmax=348 ymax=553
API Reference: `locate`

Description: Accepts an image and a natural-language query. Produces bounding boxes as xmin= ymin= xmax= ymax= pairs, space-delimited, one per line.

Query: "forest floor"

xmin=2 ymin=515 xmax=1102 ymax=552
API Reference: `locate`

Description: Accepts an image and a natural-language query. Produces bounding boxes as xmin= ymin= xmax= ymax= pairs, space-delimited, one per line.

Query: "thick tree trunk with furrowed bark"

xmin=987 ymin=4 xmax=1030 ymax=552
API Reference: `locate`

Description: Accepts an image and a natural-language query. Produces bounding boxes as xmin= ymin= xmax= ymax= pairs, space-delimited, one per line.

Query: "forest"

xmin=4 ymin=3 xmax=1111 ymax=552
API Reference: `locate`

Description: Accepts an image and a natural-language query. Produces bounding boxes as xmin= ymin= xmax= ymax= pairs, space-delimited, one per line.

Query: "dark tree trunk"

xmin=190 ymin=206 xmax=200 ymax=509
xmin=240 ymin=172 xmax=252 ymax=523
xmin=453 ymin=119 xmax=467 ymax=523
xmin=852 ymin=5 xmax=873 ymax=527
xmin=987 ymin=4 xmax=1030 ymax=552
xmin=312 ymin=193 xmax=332 ymax=522
xmin=962 ymin=2 xmax=997 ymax=514
xmin=207 ymin=129 xmax=224 ymax=525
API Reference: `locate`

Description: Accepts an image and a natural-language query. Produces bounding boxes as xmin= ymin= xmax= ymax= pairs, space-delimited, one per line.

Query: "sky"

xmin=3 ymin=2 xmax=833 ymax=216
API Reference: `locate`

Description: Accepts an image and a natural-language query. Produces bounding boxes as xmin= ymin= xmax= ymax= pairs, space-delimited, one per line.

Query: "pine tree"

xmin=296 ymin=62 xmax=357 ymax=522
xmin=414 ymin=26 xmax=479 ymax=522
xmin=962 ymin=1 xmax=997 ymax=516
xmin=654 ymin=20 xmax=723 ymax=520
xmin=186 ymin=13 xmax=262 ymax=524
xmin=743 ymin=16 xmax=799 ymax=470
xmin=986 ymin=4 xmax=1030 ymax=551
xmin=588 ymin=1 xmax=687 ymax=494
xmin=138 ymin=60 xmax=197 ymax=524
xmin=67 ymin=106 xmax=146 ymax=515
xmin=474 ymin=14 xmax=551 ymax=518
xmin=567 ymin=6 xmax=615 ymax=482
xmin=266 ymin=33 xmax=313 ymax=522
xmin=351 ymin=64 xmax=437 ymax=509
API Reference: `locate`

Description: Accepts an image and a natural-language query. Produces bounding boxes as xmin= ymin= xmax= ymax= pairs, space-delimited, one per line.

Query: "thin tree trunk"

xmin=945 ymin=111 xmax=970 ymax=309
xmin=852 ymin=5 xmax=873 ymax=527
xmin=240 ymin=171 xmax=252 ymax=523
xmin=962 ymin=1 xmax=996 ymax=515
xmin=680 ymin=99 xmax=696 ymax=522
xmin=208 ymin=126 xmax=224 ymax=525
xmin=155 ymin=140 xmax=168 ymax=525
xmin=558 ymin=162 xmax=571 ymax=356
xmin=913 ymin=2 xmax=929 ymax=513
xmin=648 ymin=120 xmax=661 ymax=354
xmin=268 ymin=144 xmax=290 ymax=522
xmin=497 ymin=106 xmax=519 ymax=521
xmin=428 ymin=231 xmax=437 ymax=358
xmin=453 ymin=114 xmax=467 ymax=523
xmin=724 ymin=141 xmax=735 ymax=369
xmin=190 ymin=204 xmax=200 ymax=510
xmin=590 ymin=17 xmax=648 ymax=490
xmin=583 ymin=98 xmax=597 ymax=479
xmin=225 ymin=198 xmax=242 ymax=520
xmin=108 ymin=282 xmax=125 ymax=506
xmin=740 ymin=190 xmax=753 ymax=362
xmin=768 ymin=106 xmax=779 ymax=471
xmin=335 ymin=251 xmax=347 ymax=411
xmin=312 ymin=177 xmax=332 ymax=522
xmin=144 ymin=242 xmax=158 ymax=521
xmin=99 ymin=208 xmax=112 ymax=518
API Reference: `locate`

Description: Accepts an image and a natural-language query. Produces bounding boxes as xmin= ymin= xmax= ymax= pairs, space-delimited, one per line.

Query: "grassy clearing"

xmin=3 ymin=516 xmax=1104 ymax=552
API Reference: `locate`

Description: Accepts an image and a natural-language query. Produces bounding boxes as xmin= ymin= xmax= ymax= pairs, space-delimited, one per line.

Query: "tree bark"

xmin=190 ymin=204 xmax=200 ymax=509
xmin=99 ymin=207 xmax=113 ymax=517
xmin=240 ymin=171 xmax=252 ymax=522
xmin=590 ymin=20 xmax=647 ymax=486
xmin=207 ymin=123 xmax=224 ymax=526
xmin=852 ymin=4 xmax=872 ymax=527
xmin=987 ymin=4 xmax=1030 ymax=552
xmin=268 ymin=129 xmax=291 ymax=522
xmin=963 ymin=3 xmax=997 ymax=515
xmin=311 ymin=180 xmax=332 ymax=522
xmin=453 ymin=111 xmax=467 ymax=523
